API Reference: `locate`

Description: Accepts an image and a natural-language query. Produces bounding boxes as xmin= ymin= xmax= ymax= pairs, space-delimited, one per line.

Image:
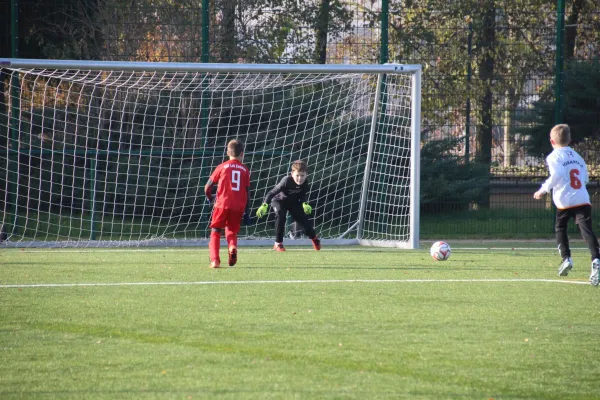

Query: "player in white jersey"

xmin=533 ymin=124 xmax=600 ymax=286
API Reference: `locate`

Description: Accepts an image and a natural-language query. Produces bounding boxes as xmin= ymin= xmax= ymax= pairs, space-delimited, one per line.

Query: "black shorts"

xmin=555 ymin=204 xmax=593 ymax=229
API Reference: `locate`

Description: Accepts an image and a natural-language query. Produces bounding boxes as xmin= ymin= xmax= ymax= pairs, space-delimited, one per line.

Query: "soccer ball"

xmin=430 ymin=241 xmax=451 ymax=261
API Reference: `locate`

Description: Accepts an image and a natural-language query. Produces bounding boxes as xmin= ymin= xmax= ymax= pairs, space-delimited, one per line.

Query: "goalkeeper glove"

xmin=256 ymin=203 xmax=269 ymax=218
xmin=302 ymin=202 xmax=312 ymax=215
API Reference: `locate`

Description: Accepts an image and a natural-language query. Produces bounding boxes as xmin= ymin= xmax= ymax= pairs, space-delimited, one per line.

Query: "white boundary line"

xmin=0 ymin=278 xmax=589 ymax=288
xmin=0 ymin=247 xmax=590 ymax=253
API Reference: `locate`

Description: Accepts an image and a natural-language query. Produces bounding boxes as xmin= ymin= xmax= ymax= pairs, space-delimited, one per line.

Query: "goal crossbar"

xmin=1 ymin=59 xmax=421 ymax=74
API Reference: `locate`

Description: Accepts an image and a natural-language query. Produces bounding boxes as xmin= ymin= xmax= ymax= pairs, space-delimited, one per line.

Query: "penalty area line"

xmin=0 ymin=278 xmax=589 ymax=288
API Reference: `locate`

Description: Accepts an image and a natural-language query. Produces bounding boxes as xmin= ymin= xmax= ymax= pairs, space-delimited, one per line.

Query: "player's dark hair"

xmin=291 ymin=160 xmax=308 ymax=173
xmin=551 ymin=124 xmax=571 ymax=146
xmin=227 ymin=140 xmax=244 ymax=157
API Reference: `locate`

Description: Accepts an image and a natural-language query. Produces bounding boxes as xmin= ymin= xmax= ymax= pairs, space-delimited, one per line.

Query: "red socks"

xmin=225 ymin=228 xmax=237 ymax=250
xmin=209 ymin=230 xmax=221 ymax=262
xmin=210 ymin=229 xmax=238 ymax=263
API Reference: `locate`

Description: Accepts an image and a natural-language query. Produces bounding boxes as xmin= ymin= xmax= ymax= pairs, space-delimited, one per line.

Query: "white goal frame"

xmin=0 ymin=59 xmax=421 ymax=249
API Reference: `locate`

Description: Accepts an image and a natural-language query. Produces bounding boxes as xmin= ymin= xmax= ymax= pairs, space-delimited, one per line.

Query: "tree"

xmin=518 ymin=60 xmax=600 ymax=157
xmin=232 ymin=0 xmax=353 ymax=63
xmin=387 ymin=0 xmax=555 ymax=139
xmin=315 ymin=0 xmax=331 ymax=64
xmin=473 ymin=1 xmax=495 ymax=166
xmin=25 ymin=0 xmax=206 ymax=62
xmin=420 ymin=137 xmax=489 ymax=212
xmin=216 ymin=0 xmax=237 ymax=62
xmin=22 ymin=0 xmax=104 ymax=60
xmin=385 ymin=0 xmax=578 ymax=208
xmin=565 ymin=0 xmax=585 ymax=60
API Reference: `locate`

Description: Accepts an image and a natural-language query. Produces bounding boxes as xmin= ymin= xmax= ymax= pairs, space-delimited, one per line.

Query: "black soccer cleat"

xmin=228 ymin=247 xmax=238 ymax=267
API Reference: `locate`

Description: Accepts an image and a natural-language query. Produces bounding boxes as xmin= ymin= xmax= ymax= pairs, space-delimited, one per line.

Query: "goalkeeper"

xmin=256 ymin=160 xmax=321 ymax=252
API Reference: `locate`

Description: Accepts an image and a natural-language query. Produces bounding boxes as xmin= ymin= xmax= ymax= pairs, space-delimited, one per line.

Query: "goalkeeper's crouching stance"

xmin=256 ymin=160 xmax=321 ymax=252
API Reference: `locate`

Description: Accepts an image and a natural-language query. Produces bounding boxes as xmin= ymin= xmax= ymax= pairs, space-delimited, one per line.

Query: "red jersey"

xmin=208 ymin=159 xmax=250 ymax=212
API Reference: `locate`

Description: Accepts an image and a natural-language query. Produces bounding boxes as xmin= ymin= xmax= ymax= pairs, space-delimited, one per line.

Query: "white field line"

xmin=0 ymin=247 xmax=588 ymax=254
xmin=0 ymin=278 xmax=589 ymax=288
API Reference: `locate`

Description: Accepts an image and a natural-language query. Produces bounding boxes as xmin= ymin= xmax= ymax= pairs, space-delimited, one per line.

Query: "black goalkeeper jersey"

xmin=263 ymin=176 xmax=309 ymax=204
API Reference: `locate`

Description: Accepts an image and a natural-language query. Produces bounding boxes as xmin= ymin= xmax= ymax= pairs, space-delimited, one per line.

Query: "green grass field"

xmin=1 ymin=243 xmax=599 ymax=399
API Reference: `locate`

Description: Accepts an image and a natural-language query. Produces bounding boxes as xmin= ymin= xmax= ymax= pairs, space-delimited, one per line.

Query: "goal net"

xmin=0 ymin=60 xmax=421 ymax=248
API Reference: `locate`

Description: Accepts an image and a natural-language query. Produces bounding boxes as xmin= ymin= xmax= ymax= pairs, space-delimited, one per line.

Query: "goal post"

xmin=0 ymin=59 xmax=421 ymax=248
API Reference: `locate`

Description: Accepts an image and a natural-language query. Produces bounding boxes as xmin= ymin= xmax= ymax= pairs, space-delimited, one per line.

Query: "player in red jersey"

xmin=204 ymin=140 xmax=251 ymax=268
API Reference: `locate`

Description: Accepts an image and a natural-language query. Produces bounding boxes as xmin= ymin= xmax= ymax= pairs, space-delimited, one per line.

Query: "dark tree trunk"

xmin=565 ymin=0 xmax=584 ymax=60
xmin=315 ymin=0 xmax=330 ymax=64
xmin=475 ymin=1 xmax=496 ymax=207
xmin=475 ymin=3 xmax=496 ymax=166
xmin=220 ymin=0 xmax=237 ymax=62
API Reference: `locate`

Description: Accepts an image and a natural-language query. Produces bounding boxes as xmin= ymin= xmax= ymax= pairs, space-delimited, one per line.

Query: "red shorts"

xmin=210 ymin=207 xmax=243 ymax=233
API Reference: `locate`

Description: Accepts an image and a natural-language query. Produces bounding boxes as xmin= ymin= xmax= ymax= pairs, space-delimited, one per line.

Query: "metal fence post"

xmin=465 ymin=20 xmax=473 ymax=166
xmin=199 ymin=0 xmax=211 ymax=229
xmin=380 ymin=0 xmax=388 ymax=65
xmin=555 ymin=0 xmax=565 ymax=124
xmin=552 ymin=0 xmax=566 ymax=233
xmin=8 ymin=0 xmax=21 ymax=239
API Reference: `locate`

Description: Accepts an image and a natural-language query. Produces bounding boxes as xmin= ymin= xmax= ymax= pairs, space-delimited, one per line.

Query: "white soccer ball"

xmin=430 ymin=241 xmax=451 ymax=261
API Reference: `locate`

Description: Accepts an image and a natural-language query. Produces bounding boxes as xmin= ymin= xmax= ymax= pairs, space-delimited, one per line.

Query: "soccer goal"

xmin=0 ymin=59 xmax=421 ymax=248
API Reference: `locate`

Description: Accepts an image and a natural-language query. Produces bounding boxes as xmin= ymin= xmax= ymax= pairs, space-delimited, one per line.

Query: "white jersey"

xmin=539 ymin=146 xmax=590 ymax=209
